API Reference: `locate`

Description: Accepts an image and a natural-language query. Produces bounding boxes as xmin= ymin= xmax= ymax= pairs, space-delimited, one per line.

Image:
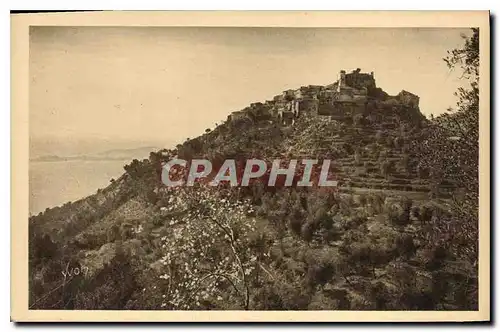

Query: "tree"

xmin=155 ymin=187 xmax=259 ymax=310
xmin=415 ymin=28 xmax=479 ymax=263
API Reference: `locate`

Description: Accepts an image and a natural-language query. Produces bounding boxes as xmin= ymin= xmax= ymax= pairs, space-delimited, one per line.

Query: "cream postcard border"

xmin=11 ymin=10 xmax=490 ymax=322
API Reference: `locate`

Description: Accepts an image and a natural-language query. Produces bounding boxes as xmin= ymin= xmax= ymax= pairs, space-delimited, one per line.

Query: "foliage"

xmin=154 ymin=186 xmax=263 ymax=310
xmin=415 ymin=28 xmax=479 ymax=264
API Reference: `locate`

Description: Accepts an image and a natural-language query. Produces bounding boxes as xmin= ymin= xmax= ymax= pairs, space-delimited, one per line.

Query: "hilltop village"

xmin=229 ymin=68 xmax=420 ymax=126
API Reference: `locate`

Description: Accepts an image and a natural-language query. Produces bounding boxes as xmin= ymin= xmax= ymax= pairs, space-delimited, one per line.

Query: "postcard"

xmin=11 ymin=10 xmax=490 ymax=322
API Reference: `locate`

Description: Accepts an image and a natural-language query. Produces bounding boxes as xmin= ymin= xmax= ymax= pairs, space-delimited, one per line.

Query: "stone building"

xmin=294 ymin=88 xmax=304 ymax=100
xmin=336 ymin=69 xmax=373 ymax=102
xmin=282 ymin=89 xmax=295 ymax=101
xmin=343 ymin=68 xmax=376 ymax=90
xmin=307 ymin=85 xmax=323 ymax=94
xmin=316 ymin=69 xmax=373 ymax=116
xmin=278 ymin=110 xmax=295 ymax=126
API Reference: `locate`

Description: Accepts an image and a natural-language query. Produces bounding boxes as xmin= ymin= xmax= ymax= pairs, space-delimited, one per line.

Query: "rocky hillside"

xmin=28 ymin=70 xmax=477 ymax=311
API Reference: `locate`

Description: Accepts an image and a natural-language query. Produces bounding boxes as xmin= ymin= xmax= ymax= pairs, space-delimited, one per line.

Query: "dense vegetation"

xmin=28 ymin=29 xmax=479 ymax=311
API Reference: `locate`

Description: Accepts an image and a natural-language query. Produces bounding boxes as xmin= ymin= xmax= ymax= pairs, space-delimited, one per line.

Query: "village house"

xmin=308 ymin=85 xmax=323 ymax=93
xmin=282 ymin=89 xmax=295 ymax=101
xmin=293 ymin=88 xmax=304 ymax=100
xmin=278 ymin=110 xmax=295 ymax=126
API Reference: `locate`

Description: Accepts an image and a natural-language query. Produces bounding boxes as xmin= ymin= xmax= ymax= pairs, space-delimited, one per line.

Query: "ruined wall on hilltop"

xmin=344 ymin=69 xmax=376 ymax=90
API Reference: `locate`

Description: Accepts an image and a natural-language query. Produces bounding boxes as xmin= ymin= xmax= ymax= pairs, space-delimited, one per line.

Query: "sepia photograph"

xmin=11 ymin=11 xmax=490 ymax=322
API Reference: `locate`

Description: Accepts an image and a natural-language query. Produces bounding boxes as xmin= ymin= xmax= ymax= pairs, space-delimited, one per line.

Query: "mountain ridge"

xmin=30 ymin=146 xmax=162 ymax=162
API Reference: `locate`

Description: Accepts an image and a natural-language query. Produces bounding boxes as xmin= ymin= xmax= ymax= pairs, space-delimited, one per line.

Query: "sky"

xmin=29 ymin=27 xmax=472 ymax=155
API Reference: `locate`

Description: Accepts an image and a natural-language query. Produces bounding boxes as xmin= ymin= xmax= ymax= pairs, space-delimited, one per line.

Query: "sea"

xmin=29 ymin=160 xmax=127 ymax=216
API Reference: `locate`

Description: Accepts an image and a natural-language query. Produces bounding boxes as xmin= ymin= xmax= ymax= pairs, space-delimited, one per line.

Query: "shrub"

xmin=385 ymin=136 xmax=394 ymax=148
xmin=322 ymin=226 xmax=343 ymax=243
xmin=288 ymin=209 xmax=304 ymax=236
xmin=120 ymin=223 xmax=134 ymax=241
xmin=106 ymin=224 xmax=120 ymax=242
xmin=387 ymin=203 xmax=410 ymax=226
xmin=369 ymin=281 xmax=390 ymax=309
xmin=347 ymin=214 xmax=368 ymax=229
xmin=424 ymin=245 xmax=449 ymax=271
xmin=305 ymin=255 xmax=336 ymax=290
xmin=311 ymin=206 xmax=331 ymax=229
xmin=419 ymin=205 xmax=434 ymax=222
xmin=300 ymin=222 xmax=315 ymax=244
xmin=417 ymin=163 xmax=429 ymax=179
xmin=342 ymin=142 xmax=354 ymax=155
xmin=353 ymin=113 xmax=364 ymax=126
xmin=152 ymin=215 xmax=164 ymax=227
xmin=338 ymin=194 xmax=356 ymax=214
xmin=368 ymin=193 xmax=386 ymax=214
xmin=252 ymin=284 xmax=284 ymax=310
xmin=123 ymin=159 xmax=146 ymax=179
xmin=358 ymin=194 xmax=368 ymax=206
xmin=411 ymin=205 xmax=420 ymax=219
xmin=400 ymin=197 xmax=413 ymax=213
xmin=394 ymin=234 xmax=417 ymax=259
xmin=145 ymin=190 xmax=158 ymax=205
xmin=344 ymin=242 xmax=390 ymax=276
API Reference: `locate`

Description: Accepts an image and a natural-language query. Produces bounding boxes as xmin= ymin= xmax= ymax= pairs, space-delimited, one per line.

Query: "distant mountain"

xmin=30 ymin=146 xmax=161 ymax=162
xmin=30 ymin=154 xmax=66 ymax=162
xmin=89 ymin=146 xmax=161 ymax=160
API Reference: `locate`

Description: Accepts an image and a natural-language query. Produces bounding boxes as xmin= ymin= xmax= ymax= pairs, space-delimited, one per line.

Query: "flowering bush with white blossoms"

xmin=154 ymin=186 xmax=265 ymax=310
